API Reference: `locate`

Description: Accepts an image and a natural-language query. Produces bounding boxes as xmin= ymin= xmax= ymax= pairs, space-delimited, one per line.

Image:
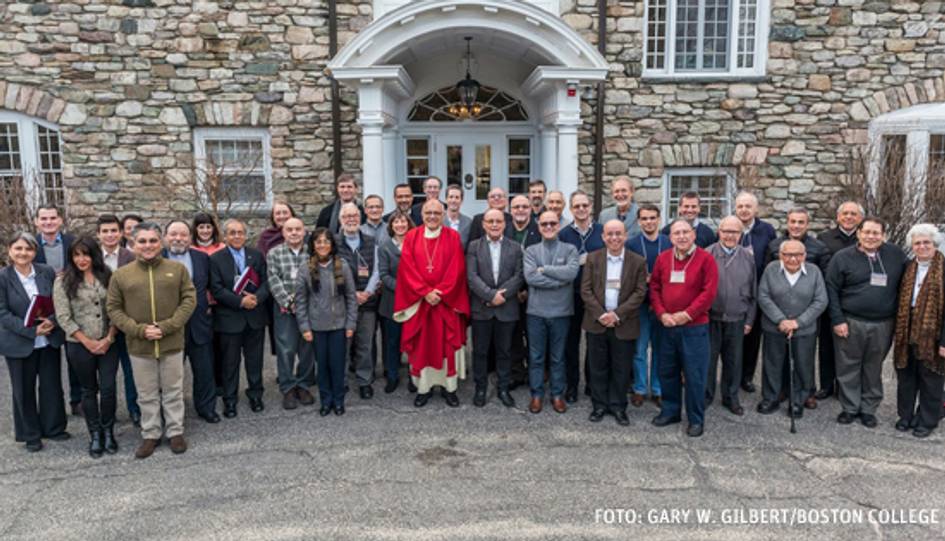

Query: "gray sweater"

xmin=707 ymin=243 xmax=757 ymax=323
xmin=757 ymin=261 xmax=828 ymax=337
xmin=295 ymin=258 xmax=358 ymax=333
xmin=523 ymin=239 xmax=580 ymax=318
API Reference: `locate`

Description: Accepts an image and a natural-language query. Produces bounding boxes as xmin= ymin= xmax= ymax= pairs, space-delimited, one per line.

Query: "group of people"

xmin=2 ymin=173 xmax=942 ymax=460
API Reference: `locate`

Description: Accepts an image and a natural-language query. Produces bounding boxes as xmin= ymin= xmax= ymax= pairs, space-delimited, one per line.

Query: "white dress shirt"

xmin=15 ymin=266 xmax=48 ymax=349
xmin=488 ymin=237 xmax=502 ymax=284
xmin=605 ymin=252 xmax=623 ymax=312
xmin=779 ymin=262 xmax=807 ymax=287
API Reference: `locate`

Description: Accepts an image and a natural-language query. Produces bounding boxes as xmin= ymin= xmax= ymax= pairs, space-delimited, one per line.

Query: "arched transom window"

xmin=407 ymin=86 xmax=528 ymax=122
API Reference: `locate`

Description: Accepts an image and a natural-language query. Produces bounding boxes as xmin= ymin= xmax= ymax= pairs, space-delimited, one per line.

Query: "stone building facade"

xmin=0 ymin=0 xmax=943 ymax=232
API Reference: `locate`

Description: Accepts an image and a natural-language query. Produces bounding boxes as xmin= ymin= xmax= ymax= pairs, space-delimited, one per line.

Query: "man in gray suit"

xmin=598 ymin=176 xmax=641 ymax=238
xmin=444 ymin=184 xmax=472 ymax=248
xmin=466 ymin=209 xmax=524 ymax=408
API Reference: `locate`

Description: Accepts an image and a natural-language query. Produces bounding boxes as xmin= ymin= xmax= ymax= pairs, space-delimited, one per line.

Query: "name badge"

xmin=358 ymin=265 xmax=370 ymax=278
xmin=670 ymin=271 xmax=686 ymax=284
xmin=579 ymin=253 xmax=587 ymax=266
xmin=870 ymin=273 xmax=887 ymax=287
xmin=606 ymin=279 xmax=621 ymax=290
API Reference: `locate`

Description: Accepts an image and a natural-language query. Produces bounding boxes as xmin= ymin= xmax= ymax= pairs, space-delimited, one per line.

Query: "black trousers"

xmin=896 ymin=347 xmax=944 ymax=429
xmin=66 ymin=342 xmax=118 ymax=433
xmin=818 ymin=313 xmax=837 ymax=392
xmin=472 ymin=318 xmax=515 ymax=392
xmin=762 ymin=332 xmax=816 ymax=407
xmin=509 ymin=309 xmax=528 ymax=384
xmin=741 ymin=311 xmax=763 ymax=386
xmin=219 ymin=327 xmax=265 ymax=406
xmin=5 ymin=346 xmax=67 ymax=443
xmin=707 ymin=318 xmax=744 ymax=405
xmin=565 ymin=298 xmax=590 ymax=393
xmin=186 ymin=333 xmax=217 ymax=417
xmin=212 ymin=332 xmax=224 ymax=391
xmin=587 ymin=330 xmax=634 ymax=412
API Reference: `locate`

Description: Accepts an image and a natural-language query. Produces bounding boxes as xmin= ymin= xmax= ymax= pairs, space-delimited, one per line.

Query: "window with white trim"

xmin=0 ymin=111 xmax=64 ymax=209
xmin=663 ymin=168 xmax=734 ymax=225
xmin=644 ymin=0 xmax=768 ymax=78
xmin=507 ymin=137 xmax=532 ymax=196
xmin=404 ymin=137 xmax=430 ymax=204
xmin=193 ymin=128 xmax=272 ymax=209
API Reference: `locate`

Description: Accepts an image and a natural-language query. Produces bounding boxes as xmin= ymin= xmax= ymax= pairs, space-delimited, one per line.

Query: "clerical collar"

xmin=675 ymin=245 xmax=696 ymax=259
xmin=424 ymin=226 xmax=442 ymax=239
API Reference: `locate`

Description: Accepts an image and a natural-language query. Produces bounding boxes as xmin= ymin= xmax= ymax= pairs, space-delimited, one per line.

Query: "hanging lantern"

xmin=456 ymin=37 xmax=480 ymax=111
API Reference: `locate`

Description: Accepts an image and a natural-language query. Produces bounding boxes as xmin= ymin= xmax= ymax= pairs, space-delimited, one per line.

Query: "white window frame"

xmin=507 ymin=135 xmax=534 ymax=196
xmin=642 ymin=0 xmax=769 ymax=80
xmin=0 ymin=110 xmax=63 ymax=213
xmin=662 ymin=167 xmax=736 ymax=226
xmin=193 ymin=127 xmax=273 ymax=211
xmin=403 ymin=136 xmax=431 ymax=204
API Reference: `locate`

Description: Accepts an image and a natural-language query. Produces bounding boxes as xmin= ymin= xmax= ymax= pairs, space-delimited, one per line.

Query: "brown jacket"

xmin=581 ymin=248 xmax=648 ymax=340
xmin=106 ymin=255 xmax=196 ymax=358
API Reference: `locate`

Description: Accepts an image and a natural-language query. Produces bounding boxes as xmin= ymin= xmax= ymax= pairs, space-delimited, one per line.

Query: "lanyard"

xmin=866 ymin=252 xmax=887 ymax=276
xmin=571 ymin=223 xmax=593 ymax=254
xmin=671 ymin=251 xmax=696 ymax=275
xmin=640 ymin=235 xmax=664 ymax=261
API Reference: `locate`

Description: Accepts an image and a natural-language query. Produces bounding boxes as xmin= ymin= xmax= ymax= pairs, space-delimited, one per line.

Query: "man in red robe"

xmin=394 ymin=199 xmax=470 ymax=407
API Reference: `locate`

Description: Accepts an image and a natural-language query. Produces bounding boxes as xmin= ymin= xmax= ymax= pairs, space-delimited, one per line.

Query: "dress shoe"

xmin=135 ymin=438 xmax=159 ymax=459
xmin=414 ymin=392 xmax=432 ymax=408
xmin=895 ymin=418 xmax=911 ymax=431
xmin=728 ymin=403 xmax=745 ymax=416
xmin=528 ymin=397 xmax=543 ymax=414
xmin=788 ymin=405 xmax=803 ymax=418
xmin=552 ymin=397 xmax=567 ymax=414
xmin=652 ymin=396 xmax=662 ymax=408
xmin=47 ymin=431 xmax=71 ymax=441
xmin=630 ymin=393 xmax=644 ymax=407
xmin=169 ymin=435 xmax=188 ymax=454
xmin=651 ymin=415 xmax=681 ymax=427
xmin=442 ymin=389 xmax=460 ymax=408
xmin=508 ymin=379 xmax=525 ymax=391
xmin=130 ymin=410 xmax=141 ymax=428
xmin=199 ymin=412 xmax=221 ymax=424
xmin=89 ymin=431 xmax=104 ymax=459
xmin=473 ymin=388 xmax=487 ymax=408
xmin=407 ymin=380 xmax=418 ymax=393
xmin=776 ymin=390 xmax=788 ymax=404
xmin=384 ymin=378 xmax=399 ymax=394
xmin=359 ymin=385 xmax=374 ymax=400
xmin=589 ymin=409 xmax=605 ymax=423
xmin=564 ymin=387 xmax=578 ymax=404
xmin=25 ymin=440 xmax=43 ymax=453
xmin=103 ymin=428 xmax=119 ymax=454
xmin=687 ymin=424 xmax=704 ymax=437
xmin=249 ymin=398 xmax=265 ymax=413
xmin=296 ymin=388 xmax=316 ymax=406
xmin=282 ymin=391 xmax=299 ymax=410
xmin=223 ymin=404 xmax=237 ymax=418
xmin=333 ymin=405 xmax=345 ymax=416
xmin=740 ymin=381 xmax=756 ymax=393
xmin=913 ymin=426 xmax=932 ymax=438
xmin=756 ymin=401 xmax=779 ymax=414
xmin=860 ymin=413 xmax=878 ymax=428
xmin=814 ymin=387 xmax=833 ymax=400
xmin=497 ymin=391 xmax=516 ymax=408
xmin=614 ymin=410 xmax=630 ymax=426
xmin=70 ymin=401 xmax=84 ymax=417
xmin=804 ymin=397 xmax=818 ymax=410
xmin=319 ymin=405 xmax=332 ymax=417
xmin=837 ymin=411 xmax=857 ymax=424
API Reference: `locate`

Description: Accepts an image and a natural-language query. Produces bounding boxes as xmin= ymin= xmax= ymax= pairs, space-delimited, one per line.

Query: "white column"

xmin=556 ymin=121 xmax=580 ymax=201
xmin=539 ymin=126 xmax=557 ymax=185
xmin=361 ymin=122 xmax=385 ymax=201
xmin=382 ymin=127 xmax=399 ymax=210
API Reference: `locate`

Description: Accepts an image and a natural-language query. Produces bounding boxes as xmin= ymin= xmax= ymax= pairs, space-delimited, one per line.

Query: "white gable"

xmin=373 ymin=0 xmax=560 ymax=19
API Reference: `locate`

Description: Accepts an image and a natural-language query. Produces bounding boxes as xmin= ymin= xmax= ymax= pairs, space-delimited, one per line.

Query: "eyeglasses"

xmin=719 ymin=229 xmax=742 ymax=235
xmin=511 ymin=205 xmax=530 ymax=210
xmin=781 ymin=253 xmax=805 ymax=259
xmin=488 ymin=193 xmax=504 ymax=199
xmin=136 ymin=238 xmax=162 ymax=245
xmin=572 ymin=204 xmax=589 ymax=209
xmin=539 ymin=222 xmax=558 ymax=228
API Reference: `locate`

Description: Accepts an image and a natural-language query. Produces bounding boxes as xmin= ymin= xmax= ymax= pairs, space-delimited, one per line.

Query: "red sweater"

xmin=649 ymin=247 xmax=718 ymax=326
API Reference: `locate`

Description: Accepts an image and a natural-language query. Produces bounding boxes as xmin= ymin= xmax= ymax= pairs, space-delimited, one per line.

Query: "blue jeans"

xmin=381 ymin=317 xmax=402 ymax=382
xmin=116 ymin=334 xmax=140 ymax=416
xmin=658 ymin=324 xmax=710 ymax=426
xmin=526 ymin=315 xmax=569 ymax=399
xmin=632 ymin=306 xmax=661 ymax=397
xmin=314 ymin=329 xmax=347 ymax=408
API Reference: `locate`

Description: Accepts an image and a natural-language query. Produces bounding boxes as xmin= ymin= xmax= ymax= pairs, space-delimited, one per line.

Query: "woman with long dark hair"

xmin=191 ymin=213 xmax=225 ymax=255
xmin=296 ymin=228 xmax=357 ymax=416
xmin=53 ymin=236 xmax=119 ymax=457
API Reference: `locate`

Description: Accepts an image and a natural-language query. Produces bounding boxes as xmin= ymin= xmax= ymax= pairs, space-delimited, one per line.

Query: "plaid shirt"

xmin=266 ymin=243 xmax=308 ymax=309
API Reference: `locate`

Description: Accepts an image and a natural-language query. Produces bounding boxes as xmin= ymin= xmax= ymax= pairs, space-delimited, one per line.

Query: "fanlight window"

xmin=408 ymin=86 xmax=528 ymax=122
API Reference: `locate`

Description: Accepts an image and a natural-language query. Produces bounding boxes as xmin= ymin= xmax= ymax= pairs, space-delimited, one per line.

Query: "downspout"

xmin=593 ymin=0 xmax=607 ymax=220
xmin=328 ymin=0 xmax=343 ymax=180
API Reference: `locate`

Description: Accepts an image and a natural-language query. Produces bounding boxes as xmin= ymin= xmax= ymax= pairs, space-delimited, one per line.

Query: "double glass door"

xmin=437 ymin=135 xmax=501 ymax=216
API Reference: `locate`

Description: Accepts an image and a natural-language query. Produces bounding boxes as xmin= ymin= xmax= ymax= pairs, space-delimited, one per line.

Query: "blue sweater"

xmin=739 ymin=219 xmax=777 ymax=280
xmin=558 ymin=221 xmax=604 ymax=300
xmin=627 ymin=233 xmax=671 ymax=307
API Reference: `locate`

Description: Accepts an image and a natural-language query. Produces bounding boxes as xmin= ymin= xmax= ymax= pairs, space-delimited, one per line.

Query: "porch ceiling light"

xmin=456 ymin=36 xmax=480 ymax=109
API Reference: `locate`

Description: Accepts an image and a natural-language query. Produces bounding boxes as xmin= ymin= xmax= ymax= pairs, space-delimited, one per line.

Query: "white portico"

xmin=326 ymin=0 xmax=608 ymax=214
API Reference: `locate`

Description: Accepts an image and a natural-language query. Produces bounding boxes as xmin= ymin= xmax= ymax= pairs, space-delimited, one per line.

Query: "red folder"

xmin=24 ymin=295 xmax=54 ymax=328
xmin=233 ymin=266 xmax=260 ymax=295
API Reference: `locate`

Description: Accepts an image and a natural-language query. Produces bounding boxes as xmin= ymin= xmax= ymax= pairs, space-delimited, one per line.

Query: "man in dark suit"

xmin=316 ymin=173 xmax=364 ymax=233
xmin=660 ymin=191 xmax=717 ymax=248
xmin=581 ymin=220 xmax=648 ymax=426
xmin=97 ymin=214 xmax=140 ymax=426
xmin=506 ymin=195 xmax=540 ymax=388
xmin=466 ymin=209 xmax=524 ymax=408
xmin=32 ymin=204 xmax=82 ymax=416
xmin=165 ymin=220 xmax=219 ymax=423
xmin=409 ymin=176 xmax=443 ymax=226
xmin=383 ymin=183 xmax=415 ymax=223
xmin=209 ymin=219 xmax=269 ymax=418
xmin=468 ymin=187 xmax=513 ymax=245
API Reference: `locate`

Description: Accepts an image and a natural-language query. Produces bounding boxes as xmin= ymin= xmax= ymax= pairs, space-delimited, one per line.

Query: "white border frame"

xmin=0 ymin=110 xmax=63 ymax=214
xmin=192 ymin=127 xmax=274 ymax=211
xmin=661 ymin=167 xmax=736 ymax=224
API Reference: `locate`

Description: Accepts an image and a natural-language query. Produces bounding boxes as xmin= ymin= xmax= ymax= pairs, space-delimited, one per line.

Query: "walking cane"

xmin=787 ymin=332 xmax=797 ymax=434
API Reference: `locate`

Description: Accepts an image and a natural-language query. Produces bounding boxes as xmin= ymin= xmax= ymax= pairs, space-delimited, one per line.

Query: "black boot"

xmin=89 ymin=430 xmax=104 ymax=459
xmin=103 ymin=427 xmax=118 ymax=454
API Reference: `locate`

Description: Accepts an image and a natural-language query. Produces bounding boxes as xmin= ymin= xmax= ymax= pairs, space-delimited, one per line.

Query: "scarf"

xmin=894 ymin=251 xmax=945 ymax=374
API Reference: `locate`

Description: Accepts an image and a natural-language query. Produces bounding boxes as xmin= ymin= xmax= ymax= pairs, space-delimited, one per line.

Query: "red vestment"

xmin=393 ymin=226 xmax=470 ymax=378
